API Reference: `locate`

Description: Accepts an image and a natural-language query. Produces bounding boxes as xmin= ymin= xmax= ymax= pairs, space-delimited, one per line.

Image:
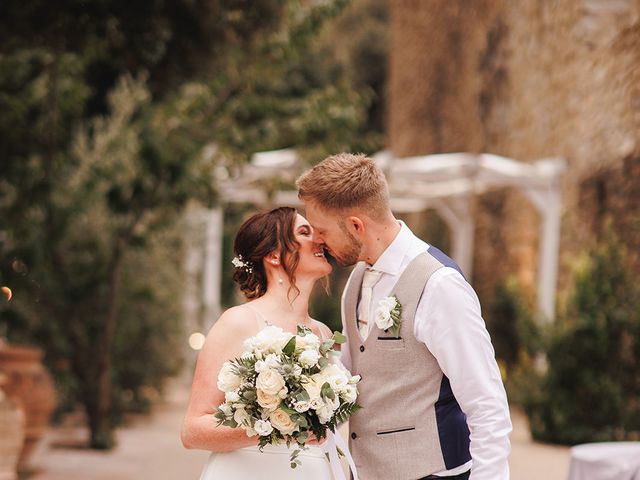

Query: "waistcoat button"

xmin=351 ymin=432 xmax=357 ymax=439
xmin=359 ymin=345 xmax=365 ymax=352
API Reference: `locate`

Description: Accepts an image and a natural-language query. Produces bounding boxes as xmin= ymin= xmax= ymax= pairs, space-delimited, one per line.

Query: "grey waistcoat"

xmin=345 ymin=252 xmax=469 ymax=480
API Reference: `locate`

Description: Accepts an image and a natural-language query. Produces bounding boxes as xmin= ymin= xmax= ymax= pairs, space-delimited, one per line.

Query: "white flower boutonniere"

xmin=375 ymin=295 xmax=402 ymax=337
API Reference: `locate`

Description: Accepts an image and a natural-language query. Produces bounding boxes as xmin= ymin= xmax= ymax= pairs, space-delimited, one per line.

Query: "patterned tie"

xmin=359 ymin=268 xmax=383 ymax=338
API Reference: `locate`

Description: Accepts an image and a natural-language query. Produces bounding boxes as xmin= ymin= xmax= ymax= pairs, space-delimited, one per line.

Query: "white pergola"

xmin=183 ymin=148 xmax=566 ymax=346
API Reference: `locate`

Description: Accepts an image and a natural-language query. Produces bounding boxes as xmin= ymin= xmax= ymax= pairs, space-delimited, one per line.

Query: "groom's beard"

xmin=332 ymin=229 xmax=362 ymax=267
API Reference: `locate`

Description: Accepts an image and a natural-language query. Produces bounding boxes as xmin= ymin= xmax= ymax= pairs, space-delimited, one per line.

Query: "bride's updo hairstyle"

xmin=232 ymin=207 xmax=300 ymax=300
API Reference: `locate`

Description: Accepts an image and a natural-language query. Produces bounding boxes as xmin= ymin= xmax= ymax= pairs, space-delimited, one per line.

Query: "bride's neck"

xmin=259 ymin=277 xmax=315 ymax=323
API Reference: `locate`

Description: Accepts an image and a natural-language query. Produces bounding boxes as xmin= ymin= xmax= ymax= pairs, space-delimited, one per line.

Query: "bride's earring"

xmin=278 ymin=277 xmax=283 ymax=285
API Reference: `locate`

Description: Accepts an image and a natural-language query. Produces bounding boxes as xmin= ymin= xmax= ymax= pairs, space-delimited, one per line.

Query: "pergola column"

xmin=432 ymin=196 xmax=475 ymax=278
xmin=523 ymin=185 xmax=562 ymax=322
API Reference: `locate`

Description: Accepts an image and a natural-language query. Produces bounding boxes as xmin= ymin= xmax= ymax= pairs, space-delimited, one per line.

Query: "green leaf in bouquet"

xmin=242 ymin=389 xmax=257 ymax=402
xmin=280 ymin=401 xmax=298 ymax=416
xmin=318 ymin=356 xmax=329 ymax=368
xmin=297 ymin=324 xmax=313 ymax=336
xmin=290 ymin=445 xmax=304 ymax=468
xmin=332 ymin=402 xmax=362 ymax=425
xmin=295 ymin=431 xmax=309 ymax=443
xmin=320 ymin=339 xmax=335 ymax=354
xmin=295 ymin=390 xmax=310 ymax=402
xmin=222 ymin=418 xmax=238 ymax=428
xmin=291 ymin=413 xmax=309 ymax=428
xmin=332 ymin=331 xmax=347 ymax=344
xmin=321 ymin=382 xmax=335 ymax=401
xmin=258 ymin=437 xmax=269 ymax=450
xmin=283 ymin=336 xmax=297 ymax=355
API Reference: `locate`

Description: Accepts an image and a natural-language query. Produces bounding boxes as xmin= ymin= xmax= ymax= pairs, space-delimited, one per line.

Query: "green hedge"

xmin=523 ymin=231 xmax=640 ymax=444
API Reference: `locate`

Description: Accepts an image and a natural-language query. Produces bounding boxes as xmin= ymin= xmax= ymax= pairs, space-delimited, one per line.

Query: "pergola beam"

xmin=186 ymin=149 xmax=565 ymax=332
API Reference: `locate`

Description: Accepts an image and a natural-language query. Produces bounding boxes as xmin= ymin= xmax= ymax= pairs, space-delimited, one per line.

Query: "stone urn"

xmin=0 ymin=373 xmax=25 ymax=480
xmin=0 ymin=343 xmax=56 ymax=471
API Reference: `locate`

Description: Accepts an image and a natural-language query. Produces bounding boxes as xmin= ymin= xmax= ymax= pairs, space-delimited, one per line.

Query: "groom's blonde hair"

xmin=296 ymin=152 xmax=391 ymax=219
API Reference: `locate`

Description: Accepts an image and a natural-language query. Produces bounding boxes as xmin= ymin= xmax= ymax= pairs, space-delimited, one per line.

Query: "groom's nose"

xmin=311 ymin=229 xmax=324 ymax=244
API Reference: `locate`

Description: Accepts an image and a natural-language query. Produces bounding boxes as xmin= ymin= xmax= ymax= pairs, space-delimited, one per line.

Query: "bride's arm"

xmin=181 ymin=306 xmax=258 ymax=452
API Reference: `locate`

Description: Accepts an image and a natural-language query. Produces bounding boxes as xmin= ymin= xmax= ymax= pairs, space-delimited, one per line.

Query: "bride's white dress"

xmin=199 ymin=443 xmax=333 ymax=479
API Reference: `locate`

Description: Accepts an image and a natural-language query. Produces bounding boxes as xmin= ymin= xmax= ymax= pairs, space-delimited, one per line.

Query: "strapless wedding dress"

xmin=199 ymin=443 xmax=333 ymax=479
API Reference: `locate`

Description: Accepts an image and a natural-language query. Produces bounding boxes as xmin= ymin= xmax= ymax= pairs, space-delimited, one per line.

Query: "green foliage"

xmin=486 ymin=278 xmax=542 ymax=370
xmin=0 ymin=0 xmax=387 ymax=448
xmin=523 ymin=230 xmax=640 ymax=444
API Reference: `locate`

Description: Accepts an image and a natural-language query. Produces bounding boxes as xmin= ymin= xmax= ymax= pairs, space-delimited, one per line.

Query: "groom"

xmin=297 ymin=153 xmax=511 ymax=480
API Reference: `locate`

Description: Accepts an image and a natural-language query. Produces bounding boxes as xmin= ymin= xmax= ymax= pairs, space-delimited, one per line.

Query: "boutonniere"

xmin=374 ymin=295 xmax=402 ymax=337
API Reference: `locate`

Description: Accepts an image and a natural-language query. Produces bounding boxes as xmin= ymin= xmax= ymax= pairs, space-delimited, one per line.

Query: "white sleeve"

xmin=414 ymin=268 xmax=512 ymax=480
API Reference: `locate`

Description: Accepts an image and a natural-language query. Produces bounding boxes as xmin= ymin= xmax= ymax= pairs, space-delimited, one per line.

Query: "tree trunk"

xmin=88 ymin=240 xmax=124 ymax=449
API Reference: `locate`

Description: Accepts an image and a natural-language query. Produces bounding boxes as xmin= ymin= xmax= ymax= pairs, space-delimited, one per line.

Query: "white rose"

xmin=303 ymin=378 xmax=322 ymax=402
xmin=225 ymin=391 xmax=240 ymax=403
xmin=316 ymin=404 xmax=333 ymax=424
xmin=254 ymin=360 xmax=267 ymax=373
xmin=341 ymin=385 xmax=358 ymax=403
xmin=243 ymin=337 xmax=257 ymax=353
xmin=234 ymin=407 xmax=250 ymax=425
xmin=296 ymin=333 xmax=320 ymax=351
xmin=254 ymin=326 xmax=293 ymax=354
xmin=378 ymin=297 xmax=398 ymax=311
xmin=264 ymin=353 xmax=281 ymax=369
xmin=217 ymin=362 xmax=242 ymax=392
xmin=254 ymin=419 xmax=274 ymax=436
xmin=269 ymin=409 xmax=299 ymax=436
xmin=348 ymin=375 xmax=361 ymax=385
xmin=321 ymin=364 xmax=349 ymax=392
xmin=325 ymin=395 xmax=339 ymax=412
xmin=256 ymin=368 xmax=286 ymax=396
xmin=375 ymin=305 xmax=394 ymax=330
xmin=257 ymin=388 xmax=281 ymax=411
xmin=299 ymin=349 xmax=320 ymax=368
xmin=292 ymin=365 xmax=303 ymax=377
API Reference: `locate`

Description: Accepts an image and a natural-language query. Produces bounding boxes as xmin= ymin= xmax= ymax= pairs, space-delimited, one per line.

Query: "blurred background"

xmin=0 ymin=1 xmax=638 ymax=479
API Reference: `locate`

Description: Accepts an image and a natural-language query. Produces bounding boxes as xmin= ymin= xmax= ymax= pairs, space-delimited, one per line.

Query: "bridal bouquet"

xmin=214 ymin=325 xmax=361 ymax=468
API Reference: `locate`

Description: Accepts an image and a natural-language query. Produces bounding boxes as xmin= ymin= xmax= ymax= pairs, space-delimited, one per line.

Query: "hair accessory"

xmin=232 ymin=255 xmax=253 ymax=274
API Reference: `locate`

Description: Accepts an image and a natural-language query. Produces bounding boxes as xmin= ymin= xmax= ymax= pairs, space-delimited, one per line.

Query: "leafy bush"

xmin=486 ymin=277 xmax=541 ymax=372
xmin=523 ymin=231 xmax=640 ymax=444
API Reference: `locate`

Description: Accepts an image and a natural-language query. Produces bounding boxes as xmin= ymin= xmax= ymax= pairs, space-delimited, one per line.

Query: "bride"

xmin=181 ymin=207 xmax=336 ymax=479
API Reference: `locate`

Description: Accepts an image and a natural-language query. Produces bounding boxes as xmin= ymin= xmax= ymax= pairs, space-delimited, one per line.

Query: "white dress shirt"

xmin=341 ymin=221 xmax=512 ymax=479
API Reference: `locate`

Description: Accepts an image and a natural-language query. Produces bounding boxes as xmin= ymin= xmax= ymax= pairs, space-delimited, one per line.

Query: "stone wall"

xmin=388 ymin=0 xmax=640 ymax=308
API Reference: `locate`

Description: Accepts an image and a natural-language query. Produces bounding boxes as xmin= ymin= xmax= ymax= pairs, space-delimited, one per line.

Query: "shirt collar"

xmin=370 ymin=221 xmax=414 ymax=276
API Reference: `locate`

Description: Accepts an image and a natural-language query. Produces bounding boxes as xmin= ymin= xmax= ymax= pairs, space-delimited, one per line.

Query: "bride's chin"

xmin=313 ymin=265 xmax=333 ymax=278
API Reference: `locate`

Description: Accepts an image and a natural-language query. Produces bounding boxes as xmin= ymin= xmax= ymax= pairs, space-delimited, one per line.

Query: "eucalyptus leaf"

xmin=283 ymin=336 xmax=296 ymax=355
xmin=332 ymin=331 xmax=347 ymax=344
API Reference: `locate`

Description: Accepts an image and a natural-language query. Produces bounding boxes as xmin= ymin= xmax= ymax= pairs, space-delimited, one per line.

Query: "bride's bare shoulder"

xmin=208 ymin=304 xmax=257 ymax=337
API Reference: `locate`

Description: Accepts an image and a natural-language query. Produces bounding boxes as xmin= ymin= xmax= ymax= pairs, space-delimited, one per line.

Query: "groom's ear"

xmin=346 ymin=216 xmax=366 ymax=238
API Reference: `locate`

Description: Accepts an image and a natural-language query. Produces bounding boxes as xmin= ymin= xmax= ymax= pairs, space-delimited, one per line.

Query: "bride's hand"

xmin=305 ymin=434 xmax=327 ymax=446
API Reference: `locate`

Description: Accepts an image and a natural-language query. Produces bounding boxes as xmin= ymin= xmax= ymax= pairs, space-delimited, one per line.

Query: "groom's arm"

xmin=415 ymin=267 xmax=512 ymax=480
